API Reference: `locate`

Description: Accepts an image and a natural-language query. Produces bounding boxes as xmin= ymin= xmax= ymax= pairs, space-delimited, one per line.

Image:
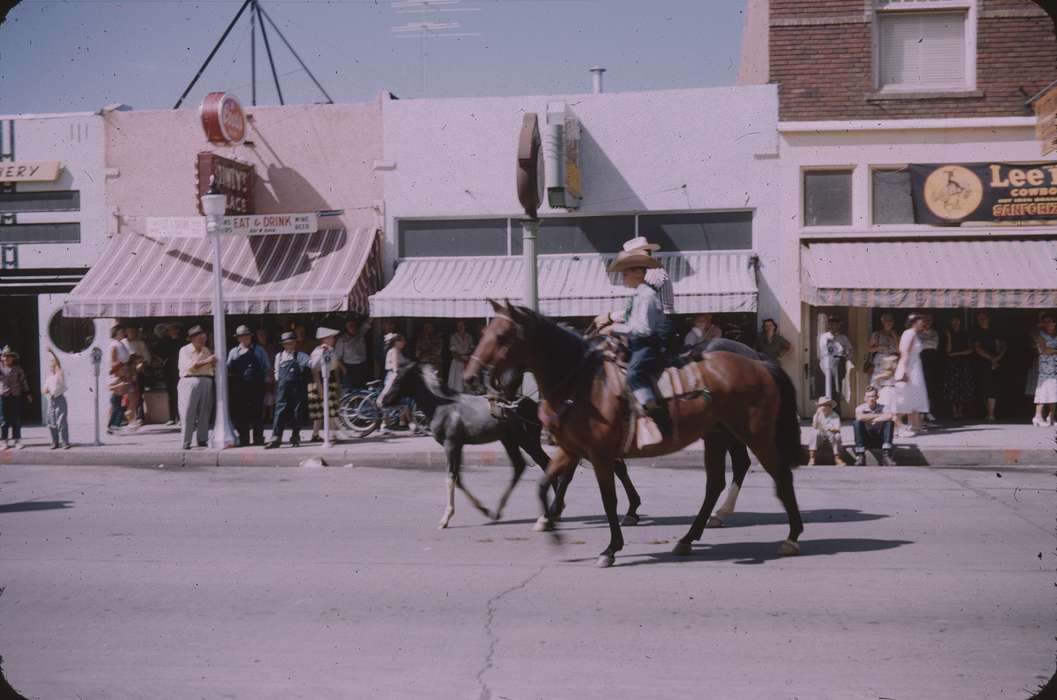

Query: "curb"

xmin=1 ymin=446 xmax=1054 ymax=469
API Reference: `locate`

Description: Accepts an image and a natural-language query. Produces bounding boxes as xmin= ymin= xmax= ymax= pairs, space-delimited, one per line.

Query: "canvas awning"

xmin=368 ymin=251 xmax=758 ymax=318
xmin=801 ymin=238 xmax=1057 ymax=308
xmin=64 ymin=227 xmax=382 ymax=317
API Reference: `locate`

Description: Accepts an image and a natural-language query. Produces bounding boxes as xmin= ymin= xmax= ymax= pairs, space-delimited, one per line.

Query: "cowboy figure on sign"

xmin=594 ymin=245 xmax=672 ymax=435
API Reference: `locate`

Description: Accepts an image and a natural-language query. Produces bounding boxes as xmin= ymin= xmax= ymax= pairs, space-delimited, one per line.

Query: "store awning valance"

xmin=64 ymin=227 xmax=382 ymax=318
xmin=801 ymin=238 xmax=1057 ymax=308
xmin=369 ymin=251 xmax=758 ymax=318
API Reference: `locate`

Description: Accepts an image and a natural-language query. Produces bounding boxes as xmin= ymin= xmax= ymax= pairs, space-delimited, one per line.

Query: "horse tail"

xmin=765 ymin=361 xmax=802 ymax=467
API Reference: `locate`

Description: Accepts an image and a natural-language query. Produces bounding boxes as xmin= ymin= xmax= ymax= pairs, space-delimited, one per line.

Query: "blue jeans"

xmin=853 ymin=420 xmax=893 ymax=453
xmin=627 ymin=336 xmax=664 ymax=403
xmin=108 ymin=393 xmax=125 ymax=429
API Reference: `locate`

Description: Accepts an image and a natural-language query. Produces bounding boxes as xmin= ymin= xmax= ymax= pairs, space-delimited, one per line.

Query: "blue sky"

xmin=0 ymin=0 xmax=746 ymax=114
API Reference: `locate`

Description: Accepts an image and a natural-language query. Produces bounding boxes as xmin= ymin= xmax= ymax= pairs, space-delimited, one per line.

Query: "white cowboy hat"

xmin=607 ymin=249 xmax=663 ymax=274
xmin=0 ymin=345 xmax=18 ymax=359
xmin=622 ymin=236 xmax=661 ymax=253
xmin=315 ymin=326 xmax=339 ymax=340
xmin=816 ymin=396 xmax=836 ymax=407
xmin=234 ymin=325 xmax=252 ymax=337
xmin=383 ymin=332 xmax=402 ymax=347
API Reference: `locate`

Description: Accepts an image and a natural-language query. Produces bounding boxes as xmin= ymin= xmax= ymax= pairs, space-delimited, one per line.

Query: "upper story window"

xmin=874 ymin=0 xmax=976 ymax=92
xmin=803 ymin=169 xmax=853 ymax=227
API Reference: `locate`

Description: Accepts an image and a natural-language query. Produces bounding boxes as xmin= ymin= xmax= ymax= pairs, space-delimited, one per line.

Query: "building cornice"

xmin=779 ymin=117 xmax=1036 ymax=133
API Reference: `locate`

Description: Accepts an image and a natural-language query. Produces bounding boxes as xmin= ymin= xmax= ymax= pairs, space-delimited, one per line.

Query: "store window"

xmin=803 ymin=170 xmax=853 ymax=226
xmin=0 ymin=222 xmax=80 ymax=244
xmin=513 ymin=215 xmax=634 ymax=255
xmin=399 ymin=219 xmax=508 ymax=257
xmin=0 ymin=191 xmax=80 ymax=213
xmin=872 ymin=169 xmax=915 ymax=224
xmin=48 ymin=310 xmax=95 ymax=354
xmin=875 ymin=2 xmax=974 ymax=91
xmin=639 ymin=211 xmax=752 ymax=251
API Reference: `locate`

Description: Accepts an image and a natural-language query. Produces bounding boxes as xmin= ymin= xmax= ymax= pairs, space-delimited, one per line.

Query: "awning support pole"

xmin=322 ymin=347 xmax=333 ymax=449
xmin=521 ymin=218 xmax=539 ymax=311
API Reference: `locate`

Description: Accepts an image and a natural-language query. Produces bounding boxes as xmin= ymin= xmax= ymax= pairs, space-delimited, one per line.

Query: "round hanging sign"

xmin=200 ymin=91 xmax=246 ymax=146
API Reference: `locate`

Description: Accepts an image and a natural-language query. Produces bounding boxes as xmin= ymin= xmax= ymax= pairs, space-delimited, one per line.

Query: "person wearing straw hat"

xmin=307 ymin=326 xmax=344 ymax=442
xmin=177 ymin=325 xmax=217 ymax=450
xmin=267 ymin=331 xmax=311 ymax=449
xmin=0 ymin=346 xmax=31 ymax=450
xmin=595 ymin=249 xmax=672 ymax=435
xmin=809 ymin=396 xmax=846 ymax=466
xmin=621 ymin=236 xmax=674 ymax=315
xmin=227 ymin=325 xmax=271 ymax=447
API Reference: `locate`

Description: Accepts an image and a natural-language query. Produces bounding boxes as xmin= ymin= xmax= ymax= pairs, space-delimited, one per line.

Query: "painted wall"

xmin=381 ymin=84 xmax=785 ymax=326
xmin=104 ymin=99 xmax=384 ymax=233
xmin=778 ymin=117 xmax=1046 ymax=410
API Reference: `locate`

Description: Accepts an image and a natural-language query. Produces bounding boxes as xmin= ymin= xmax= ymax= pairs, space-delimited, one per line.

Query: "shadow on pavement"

xmin=498 ymin=508 xmax=888 ymax=529
xmin=0 ymin=500 xmax=74 ymax=514
xmin=562 ymin=537 xmax=914 ymax=567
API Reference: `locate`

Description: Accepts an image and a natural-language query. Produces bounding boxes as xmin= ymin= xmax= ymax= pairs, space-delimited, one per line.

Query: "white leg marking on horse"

xmin=715 ymin=482 xmax=740 ymax=516
xmin=439 ymin=477 xmax=456 ymax=529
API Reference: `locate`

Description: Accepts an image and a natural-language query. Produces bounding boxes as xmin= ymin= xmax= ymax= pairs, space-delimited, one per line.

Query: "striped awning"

xmin=64 ymin=227 xmax=383 ymax=318
xmin=369 ymin=251 xmax=758 ymax=318
xmin=801 ymin=238 xmax=1057 ymax=308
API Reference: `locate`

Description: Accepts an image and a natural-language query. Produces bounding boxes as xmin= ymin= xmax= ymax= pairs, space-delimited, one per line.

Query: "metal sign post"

xmin=322 ymin=347 xmax=333 ymax=449
xmin=516 ymin=113 xmax=544 ymax=312
xmin=90 ymin=347 xmax=103 ymax=446
xmin=521 ymin=218 xmax=539 ymax=311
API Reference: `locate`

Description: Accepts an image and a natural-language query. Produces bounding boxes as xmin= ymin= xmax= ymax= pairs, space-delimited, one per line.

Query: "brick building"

xmin=740 ymin=0 xmax=1056 ymax=421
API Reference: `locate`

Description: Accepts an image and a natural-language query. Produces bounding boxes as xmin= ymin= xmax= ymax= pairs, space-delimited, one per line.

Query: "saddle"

xmin=598 ymin=336 xmax=713 ymax=451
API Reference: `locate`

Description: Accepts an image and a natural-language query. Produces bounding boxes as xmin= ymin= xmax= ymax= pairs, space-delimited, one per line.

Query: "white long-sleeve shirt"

xmin=609 ymin=283 xmax=665 ymax=339
xmin=644 ymin=268 xmax=674 ymax=315
xmin=44 ymin=369 xmax=67 ymax=397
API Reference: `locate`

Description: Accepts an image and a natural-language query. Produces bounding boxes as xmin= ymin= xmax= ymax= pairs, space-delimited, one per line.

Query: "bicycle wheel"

xmin=340 ymin=393 xmax=381 ymax=438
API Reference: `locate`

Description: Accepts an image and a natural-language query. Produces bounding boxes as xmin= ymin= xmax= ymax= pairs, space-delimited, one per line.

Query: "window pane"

xmin=399 ymin=219 xmax=508 ymax=257
xmin=879 ymin=11 xmax=965 ymax=88
xmin=803 ymin=170 xmax=852 ymax=226
xmin=872 ymin=169 xmax=914 ymax=224
xmin=0 ymin=223 xmax=80 ymax=244
xmin=638 ymin=211 xmax=752 ymax=251
xmin=0 ymin=191 xmax=80 ymax=213
xmin=515 ymin=215 xmax=634 ymax=255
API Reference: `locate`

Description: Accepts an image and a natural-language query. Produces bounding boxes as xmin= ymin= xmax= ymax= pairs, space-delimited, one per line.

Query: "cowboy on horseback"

xmin=594 ymin=247 xmax=672 ymax=435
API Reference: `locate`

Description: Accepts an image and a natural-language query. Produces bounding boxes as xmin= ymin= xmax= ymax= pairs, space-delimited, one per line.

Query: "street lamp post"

xmin=201 ymin=179 xmax=230 ymax=450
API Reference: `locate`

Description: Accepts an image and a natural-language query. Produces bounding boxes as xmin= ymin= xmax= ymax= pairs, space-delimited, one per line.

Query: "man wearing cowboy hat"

xmin=621 ymin=236 xmax=674 ymax=315
xmin=0 ymin=346 xmax=31 ymax=450
xmin=227 ymin=325 xmax=271 ymax=447
xmin=177 ymin=326 xmax=217 ymax=449
xmin=267 ymin=331 xmax=311 ymax=449
xmin=595 ymin=249 xmax=672 ymax=434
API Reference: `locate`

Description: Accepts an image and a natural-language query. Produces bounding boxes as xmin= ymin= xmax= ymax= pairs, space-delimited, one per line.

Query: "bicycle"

xmin=338 ymin=380 xmax=428 ymax=438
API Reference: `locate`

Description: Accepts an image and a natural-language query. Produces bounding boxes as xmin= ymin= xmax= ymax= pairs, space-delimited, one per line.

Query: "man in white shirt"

xmin=818 ymin=317 xmax=853 ymax=409
xmin=177 ymin=325 xmax=217 ymax=450
xmin=335 ymin=316 xmax=371 ymax=396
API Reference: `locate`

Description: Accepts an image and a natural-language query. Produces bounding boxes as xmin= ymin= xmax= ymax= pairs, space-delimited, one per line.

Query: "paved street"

xmin=1 ymin=462 xmax=1053 ymax=700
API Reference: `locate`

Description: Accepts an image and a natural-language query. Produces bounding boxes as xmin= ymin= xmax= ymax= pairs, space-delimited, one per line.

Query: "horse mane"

xmin=416 ymin=362 xmax=457 ymax=397
xmin=508 ymin=305 xmax=595 ymax=390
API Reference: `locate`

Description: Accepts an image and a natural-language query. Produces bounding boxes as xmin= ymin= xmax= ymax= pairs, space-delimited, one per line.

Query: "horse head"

xmin=463 ymin=299 xmax=534 ymax=384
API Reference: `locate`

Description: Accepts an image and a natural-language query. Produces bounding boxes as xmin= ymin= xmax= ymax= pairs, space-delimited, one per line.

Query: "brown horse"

xmin=465 ymin=300 xmax=804 ymax=567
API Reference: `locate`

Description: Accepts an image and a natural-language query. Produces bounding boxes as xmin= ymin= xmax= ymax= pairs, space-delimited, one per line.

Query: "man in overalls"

xmin=266 ymin=331 xmax=311 ymax=449
xmin=228 ymin=325 xmax=271 ymax=447
xmin=596 ymin=249 xmax=672 ymax=435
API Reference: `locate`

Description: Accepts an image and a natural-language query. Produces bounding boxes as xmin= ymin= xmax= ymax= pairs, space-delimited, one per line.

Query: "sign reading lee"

xmin=197 ymin=153 xmax=254 ymax=216
xmin=910 ymin=162 xmax=1057 ymax=224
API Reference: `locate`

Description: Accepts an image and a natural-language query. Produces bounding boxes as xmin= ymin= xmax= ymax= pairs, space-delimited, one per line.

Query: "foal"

xmin=379 ymin=362 xmax=642 ymax=528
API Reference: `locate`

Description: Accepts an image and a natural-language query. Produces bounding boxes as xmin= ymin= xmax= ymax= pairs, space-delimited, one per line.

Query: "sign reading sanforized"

xmin=910 ymin=162 xmax=1057 ymax=224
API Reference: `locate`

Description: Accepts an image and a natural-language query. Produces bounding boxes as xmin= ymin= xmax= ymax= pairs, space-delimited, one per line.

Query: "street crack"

xmin=475 ymin=565 xmax=544 ymax=700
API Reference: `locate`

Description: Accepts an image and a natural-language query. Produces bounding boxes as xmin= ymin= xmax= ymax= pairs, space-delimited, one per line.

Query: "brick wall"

xmin=770 ymin=0 xmax=1056 ymax=120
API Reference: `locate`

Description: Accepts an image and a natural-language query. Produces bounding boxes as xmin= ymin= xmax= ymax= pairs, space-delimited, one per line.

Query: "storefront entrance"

xmin=0 ymin=294 xmax=41 ymax=423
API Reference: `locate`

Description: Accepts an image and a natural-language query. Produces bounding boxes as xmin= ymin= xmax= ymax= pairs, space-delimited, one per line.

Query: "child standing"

xmin=43 ymin=350 xmax=70 ymax=449
xmin=0 ymin=346 xmax=32 ymax=449
xmin=809 ymin=396 xmax=846 ymax=466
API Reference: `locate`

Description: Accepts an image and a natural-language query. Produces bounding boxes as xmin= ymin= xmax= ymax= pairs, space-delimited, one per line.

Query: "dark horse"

xmin=378 ymin=362 xmax=642 ymax=529
xmin=465 ymin=301 xmax=803 ymax=567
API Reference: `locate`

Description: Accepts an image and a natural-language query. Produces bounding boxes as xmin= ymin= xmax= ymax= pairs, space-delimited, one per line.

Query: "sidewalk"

xmin=1 ymin=419 xmax=1054 ymax=469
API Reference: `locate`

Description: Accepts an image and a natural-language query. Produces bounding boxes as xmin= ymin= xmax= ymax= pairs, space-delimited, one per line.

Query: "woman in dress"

xmin=447 ymin=320 xmax=474 ymax=392
xmin=868 ymin=313 xmax=900 ymax=387
xmin=306 ymin=327 xmax=343 ymax=442
xmin=753 ymin=318 xmax=791 ymax=362
xmin=894 ymin=314 xmax=929 ymax=436
xmin=943 ymin=316 xmax=975 ymax=420
xmin=1032 ymin=314 xmax=1057 ymax=426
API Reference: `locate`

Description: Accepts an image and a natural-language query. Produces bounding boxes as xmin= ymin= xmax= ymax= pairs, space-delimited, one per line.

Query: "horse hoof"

xmin=705 ymin=515 xmax=723 ymax=529
xmin=714 ymin=508 xmax=733 ymax=517
xmin=621 ymin=513 xmax=640 ymax=526
xmin=777 ymin=539 xmax=800 ymax=556
xmin=533 ymin=516 xmax=554 ymax=532
xmin=596 ymin=553 xmax=615 ymax=568
xmin=489 ymin=510 xmax=502 ymax=522
xmin=671 ymin=540 xmax=693 ymax=556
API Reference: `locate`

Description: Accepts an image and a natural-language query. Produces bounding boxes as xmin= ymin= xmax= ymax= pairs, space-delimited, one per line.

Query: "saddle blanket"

xmin=624 ymin=361 xmax=712 ymax=453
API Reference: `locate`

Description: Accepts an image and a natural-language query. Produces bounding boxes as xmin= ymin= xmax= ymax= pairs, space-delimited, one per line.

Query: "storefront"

xmin=0 ymin=112 xmax=112 ymax=430
xmin=371 ymin=85 xmax=784 ymax=375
